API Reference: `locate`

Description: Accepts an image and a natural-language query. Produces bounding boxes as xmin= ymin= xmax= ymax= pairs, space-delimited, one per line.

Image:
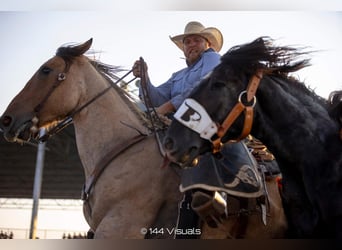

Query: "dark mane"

xmin=56 ymin=43 xmax=122 ymax=83
xmin=55 ymin=41 xmax=123 ymax=80
xmin=221 ymin=37 xmax=311 ymax=75
xmin=89 ymin=60 xmax=150 ymax=126
xmin=55 ymin=42 xmax=149 ymax=126
xmin=221 ymin=37 xmax=329 ymax=109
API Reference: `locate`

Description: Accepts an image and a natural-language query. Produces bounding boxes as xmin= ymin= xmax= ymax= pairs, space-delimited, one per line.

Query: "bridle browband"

xmin=174 ymin=69 xmax=263 ymax=154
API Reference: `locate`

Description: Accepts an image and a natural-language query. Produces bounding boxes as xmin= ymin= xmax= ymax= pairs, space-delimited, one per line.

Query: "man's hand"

xmin=132 ymin=60 xmax=148 ymax=78
xmin=156 ymin=101 xmax=175 ymax=116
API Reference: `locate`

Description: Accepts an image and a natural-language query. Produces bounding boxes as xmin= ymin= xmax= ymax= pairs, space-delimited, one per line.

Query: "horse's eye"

xmin=212 ymin=80 xmax=226 ymax=89
xmin=41 ymin=66 xmax=52 ymax=75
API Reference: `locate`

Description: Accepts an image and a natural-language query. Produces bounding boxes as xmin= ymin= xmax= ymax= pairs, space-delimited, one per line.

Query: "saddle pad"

xmin=180 ymin=141 xmax=264 ymax=198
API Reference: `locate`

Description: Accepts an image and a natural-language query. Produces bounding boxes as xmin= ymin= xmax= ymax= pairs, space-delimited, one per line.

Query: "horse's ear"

xmin=75 ymin=38 xmax=93 ymax=55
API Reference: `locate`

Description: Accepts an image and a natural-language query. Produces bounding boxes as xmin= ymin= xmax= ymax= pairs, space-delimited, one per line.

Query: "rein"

xmin=33 ymin=62 xmax=152 ymax=206
xmin=138 ymin=57 xmax=166 ymax=133
xmin=33 ymin=58 xmax=164 ymax=205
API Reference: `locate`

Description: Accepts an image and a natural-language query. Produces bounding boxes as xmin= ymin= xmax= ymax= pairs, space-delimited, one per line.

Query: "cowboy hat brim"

xmin=170 ymin=27 xmax=223 ymax=52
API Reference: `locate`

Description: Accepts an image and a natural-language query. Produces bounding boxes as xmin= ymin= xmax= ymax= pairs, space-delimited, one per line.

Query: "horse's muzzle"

xmin=0 ymin=114 xmax=37 ymax=143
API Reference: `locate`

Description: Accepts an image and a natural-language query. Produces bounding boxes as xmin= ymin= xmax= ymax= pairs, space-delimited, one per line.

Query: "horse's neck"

xmin=72 ymin=84 xmax=147 ymax=177
xmin=253 ymin=76 xmax=338 ymax=165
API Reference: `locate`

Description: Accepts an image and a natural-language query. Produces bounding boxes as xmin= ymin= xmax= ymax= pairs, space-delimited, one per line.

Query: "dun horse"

xmin=164 ymin=37 xmax=342 ymax=238
xmin=1 ymin=39 xmax=286 ymax=238
xmin=0 ymin=39 xmax=181 ymax=239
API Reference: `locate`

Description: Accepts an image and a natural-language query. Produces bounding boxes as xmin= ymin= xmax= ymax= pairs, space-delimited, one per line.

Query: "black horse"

xmin=163 ymin=37 xmax=342 ymax=238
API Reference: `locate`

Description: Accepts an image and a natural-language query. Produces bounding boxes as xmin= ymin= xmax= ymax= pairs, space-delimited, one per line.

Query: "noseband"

xmin=174 ymin=69 xmax=263 ymax=154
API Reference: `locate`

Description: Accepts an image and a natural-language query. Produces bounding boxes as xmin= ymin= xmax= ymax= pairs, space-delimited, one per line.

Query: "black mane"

xmin=221 ymin=37 xmax=311 ymax=75
xmin=221 ymin=36 xmax=330 ymax=111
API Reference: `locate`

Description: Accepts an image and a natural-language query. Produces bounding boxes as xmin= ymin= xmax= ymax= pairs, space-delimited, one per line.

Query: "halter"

xmin=174 ymin=69 xmax=263 ymax=154
xmin=34 ymin=66 xmax=135 ymax=142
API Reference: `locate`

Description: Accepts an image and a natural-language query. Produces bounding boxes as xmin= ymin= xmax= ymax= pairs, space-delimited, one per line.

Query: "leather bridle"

xmin=212 ymin=69 xmax=263 ymax=153
xmin=34 ymin=66 xmax=135 ymax=142
xmin=31 ymin=59 xmax=145 ymax=204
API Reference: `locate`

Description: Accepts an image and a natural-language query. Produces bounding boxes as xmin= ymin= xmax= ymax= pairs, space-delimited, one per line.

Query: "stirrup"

xmin=191 ymin=191 xmax=227 ymax=228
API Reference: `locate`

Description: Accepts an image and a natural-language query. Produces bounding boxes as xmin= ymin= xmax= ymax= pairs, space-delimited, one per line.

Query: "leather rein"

xmin=35 ymin=68 xmax=135 ymax=142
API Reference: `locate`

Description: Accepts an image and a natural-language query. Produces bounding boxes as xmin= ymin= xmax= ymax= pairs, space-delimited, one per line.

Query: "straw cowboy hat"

xmin=170 ymin=21 xmax=223 ymax=52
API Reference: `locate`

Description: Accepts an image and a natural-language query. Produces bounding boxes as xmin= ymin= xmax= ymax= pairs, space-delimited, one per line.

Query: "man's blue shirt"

xmin=139 ymin=48 xmax=221 ymax=109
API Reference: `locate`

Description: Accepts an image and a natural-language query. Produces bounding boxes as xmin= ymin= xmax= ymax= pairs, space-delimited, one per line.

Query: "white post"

xmin=29 ymin=128 xmax=46 ymax=239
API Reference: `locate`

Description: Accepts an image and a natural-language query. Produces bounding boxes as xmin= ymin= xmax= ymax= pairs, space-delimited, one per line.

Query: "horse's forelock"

xmin=56 ymin=45 xmax=83 ymax=62
xmin=56 ymin=39 xmax=92 ymax=64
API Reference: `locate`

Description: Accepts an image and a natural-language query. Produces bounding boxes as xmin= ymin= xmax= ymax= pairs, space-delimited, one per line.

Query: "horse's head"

xmin=163 ymin=59 xmax=249 ymax=166
xmin=164 ymin=36 xmax=311 ymax=166
xmin=0 ymin=38 xmax=93 ymax=143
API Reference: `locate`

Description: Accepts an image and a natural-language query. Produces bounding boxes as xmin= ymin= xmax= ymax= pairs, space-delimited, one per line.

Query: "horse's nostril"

xmin=189 ymin=146 xmax=199 ymax=156
xmin=1 ymin=116 xmax=12 ymax=127
xmin=163 ymin=137 xmax=174 ymax=150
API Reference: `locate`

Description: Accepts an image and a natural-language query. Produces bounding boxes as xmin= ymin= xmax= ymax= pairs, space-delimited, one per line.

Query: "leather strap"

xmin=212 ymin=70 xmax=263 ymax=153
xmin=81 ymin=134 xmax=147 ymax=201
xmin=246 ymin=70 xmax=263 ymax=101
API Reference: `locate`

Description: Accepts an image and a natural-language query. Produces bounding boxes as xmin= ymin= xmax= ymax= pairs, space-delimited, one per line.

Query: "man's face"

xmin=183 ymin=35 xmax=210 ymax=65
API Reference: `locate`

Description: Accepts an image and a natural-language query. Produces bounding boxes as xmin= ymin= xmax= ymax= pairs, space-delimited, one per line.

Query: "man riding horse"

xmin=132 ymin=21 xmax=279 ymax=236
